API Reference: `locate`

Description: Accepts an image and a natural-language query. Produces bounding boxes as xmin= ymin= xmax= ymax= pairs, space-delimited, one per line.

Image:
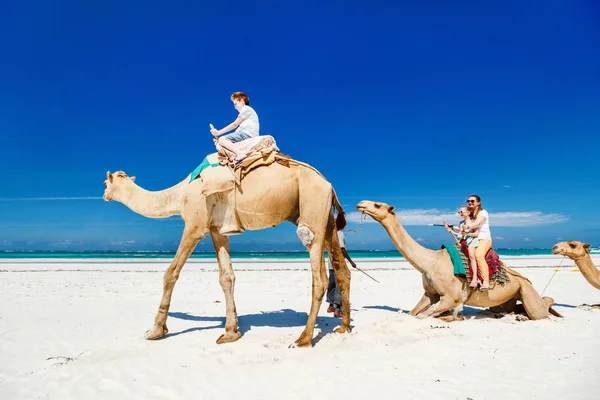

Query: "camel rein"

xmin=330 ymin=212 xmax=379 ymax=283
xmin=540 ymin=256 xmax=566 ymax=296
xmin=345 ymin=212 xmax=367 ymax=233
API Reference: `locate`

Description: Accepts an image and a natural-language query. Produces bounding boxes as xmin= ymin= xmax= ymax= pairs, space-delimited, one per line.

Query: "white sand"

xmin=1 ymin=256 xmax=599 ymax=399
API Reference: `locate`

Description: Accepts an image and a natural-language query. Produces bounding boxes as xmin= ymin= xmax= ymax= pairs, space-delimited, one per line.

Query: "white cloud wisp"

xmin=346 ymin=208 xmax=568 ymax=227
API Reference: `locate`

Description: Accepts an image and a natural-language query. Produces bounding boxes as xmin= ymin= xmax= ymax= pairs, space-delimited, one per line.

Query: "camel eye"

xmin=569 ymin=243 xmax=576 ymax=249
xmin=374 ymin=203 xmax=381 ymax=209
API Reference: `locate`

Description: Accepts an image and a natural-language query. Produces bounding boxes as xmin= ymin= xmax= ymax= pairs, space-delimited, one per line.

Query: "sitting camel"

xmin=356 ymin=201 xmax=560 ymax=321
xmin=103 ymin=158 xmax=351 ymax=347
xmin=552 ymin=240 xmax=600 ymax=308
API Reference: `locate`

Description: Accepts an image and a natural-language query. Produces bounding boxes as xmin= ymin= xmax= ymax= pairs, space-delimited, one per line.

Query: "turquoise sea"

xmin=1 ymin=248 xmax=598 ymax=259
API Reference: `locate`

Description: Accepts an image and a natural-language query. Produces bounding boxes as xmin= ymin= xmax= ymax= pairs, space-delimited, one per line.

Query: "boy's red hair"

xmin=231 ymin=92 xmax=249 ymax=105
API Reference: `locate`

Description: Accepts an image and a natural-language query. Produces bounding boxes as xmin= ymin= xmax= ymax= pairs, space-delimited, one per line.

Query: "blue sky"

xmin=1 ymin=1 xmax=599 ymax=251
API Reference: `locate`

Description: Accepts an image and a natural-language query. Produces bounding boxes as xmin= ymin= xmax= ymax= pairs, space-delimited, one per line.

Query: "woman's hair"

xmin=231 ymin=91 xmax=250 ymax=105
xmin=466 ymin=206 xmax=476 ymax=220
xmin=468 ymin=194 xmax=483 ymax=219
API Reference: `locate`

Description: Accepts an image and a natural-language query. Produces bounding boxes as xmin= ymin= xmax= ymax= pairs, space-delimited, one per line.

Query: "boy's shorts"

xmin=221 ymin=131 xmax=252 ymax=143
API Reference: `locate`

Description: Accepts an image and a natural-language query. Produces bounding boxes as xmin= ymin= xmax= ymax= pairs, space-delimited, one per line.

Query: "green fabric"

xmin=442 ymin=242 xmax=511 ymax=286
xmin=442 ymin=243 xmax=466 ymax=276
xmin=190 ymin=156 xmax=220 ymax=182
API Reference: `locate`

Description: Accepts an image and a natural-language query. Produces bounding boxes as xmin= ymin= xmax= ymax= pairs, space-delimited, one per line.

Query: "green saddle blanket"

xmin=190 ymin=154 xmax=221 ymax=182
xmin=441 ymin=242 xmax=510 ymax=286
xmin=442 ymin=243 xmax=468 ymax=275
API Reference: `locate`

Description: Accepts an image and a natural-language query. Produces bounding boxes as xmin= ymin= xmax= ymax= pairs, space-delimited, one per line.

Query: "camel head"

xmin=355 ymin=200 xmax=396 ymax=222
xmin=103 ymin=171 xmax=136 ymax=202
xmin=552 ymin=241 xmax=592 ymax=259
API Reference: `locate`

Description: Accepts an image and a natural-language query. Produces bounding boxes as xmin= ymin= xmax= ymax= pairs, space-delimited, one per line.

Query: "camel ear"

xmin=106 ymin=171 xmax=113 ymax=183
xmin=388 ymin=205 xmax=395 ymax=215
xmin=584 ymin=243 xmax=592 ymax=253
xmin=129 ymin=176 xmax=136 ymax=182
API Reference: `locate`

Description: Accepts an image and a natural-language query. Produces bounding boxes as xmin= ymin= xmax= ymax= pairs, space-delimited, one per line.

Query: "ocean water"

xmin=1 ymin=248 xmax=597 ymax=260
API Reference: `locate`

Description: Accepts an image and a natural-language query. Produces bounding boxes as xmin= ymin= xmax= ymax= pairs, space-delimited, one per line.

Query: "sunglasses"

xmin=457 ymin=211 xmax=464 ymax=215
xmin=467 ymin=200 xmax=476 ymax=203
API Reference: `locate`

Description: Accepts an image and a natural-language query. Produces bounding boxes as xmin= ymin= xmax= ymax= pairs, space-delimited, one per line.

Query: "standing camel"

xmin=552 ymin=241 xmax=600 ymax=307
xmin=355 ymin=200 xmax=559 ymax=320
xmin=103 ymin=160 xmax=351 ymax=347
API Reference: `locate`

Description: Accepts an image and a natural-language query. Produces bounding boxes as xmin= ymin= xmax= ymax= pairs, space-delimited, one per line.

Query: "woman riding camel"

xmin=445 ymin=205 xmax=480 ymax=288
xmin=463 ymin=194 xmax=492 ymax=290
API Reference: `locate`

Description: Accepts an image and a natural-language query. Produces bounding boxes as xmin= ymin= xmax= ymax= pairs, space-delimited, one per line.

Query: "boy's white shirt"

xmin=235 ymin=105 xmax=260 ymax=137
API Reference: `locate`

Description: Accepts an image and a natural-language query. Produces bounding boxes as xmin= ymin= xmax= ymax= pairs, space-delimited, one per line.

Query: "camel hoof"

xmin=334 ymin=325 xmax=351 ymax=334
xmin=437 ymin=315 xmax=457 ymax=322
xmin=216 ymin=331 xmax=242 ymax=344
xmin=292 ymin=332 xmax=313 ymax=348
xmin=416 ymin=313 xmax=429 ymax=320
xmin=291 ymin=340 xmax=313 ymax=348
xmin=144 ymin=325 xmax=168 ymax=340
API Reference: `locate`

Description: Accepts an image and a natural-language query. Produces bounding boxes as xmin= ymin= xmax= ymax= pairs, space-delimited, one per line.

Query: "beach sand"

xmin=1 ymin=256 xmax=599 ymax=399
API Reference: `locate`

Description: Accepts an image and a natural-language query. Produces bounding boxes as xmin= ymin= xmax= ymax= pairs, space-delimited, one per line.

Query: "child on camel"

xmin=209 ymin=91 xmax=260 ymax=163
xmin=445 ymin=206 xmax=480 ymax=288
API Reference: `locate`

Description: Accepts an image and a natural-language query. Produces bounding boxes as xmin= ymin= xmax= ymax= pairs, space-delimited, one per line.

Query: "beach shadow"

xmin=362 ymin=305 xmax=402 ymax=313
xmin=461 ymin=306 xmax=483 ymax=315
xmin=168 ymin=309 xmax=346 ymax=339
xmin=361 ymin=304 xmax=515 ymax=320
xmin=553 ymin=303 xmax=577 ymax=309
xmin=163 ymin=313 xmax=225 ymax=339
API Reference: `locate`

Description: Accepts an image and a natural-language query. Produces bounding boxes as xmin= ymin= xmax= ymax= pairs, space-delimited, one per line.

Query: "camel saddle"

xmin=189 ymin=136 xmax=287 ymax=235
xmin=443 ymin=241 xmax=511 ymax=287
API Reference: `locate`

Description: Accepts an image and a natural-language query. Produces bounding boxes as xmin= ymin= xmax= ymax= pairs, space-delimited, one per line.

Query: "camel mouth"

xmin=355 ymin=207 xmax=370 ymax=218
xmin=551 ymin=248 xmax=564 ymax=256
xmin=355 ymin=201 xmax=369 ymax=214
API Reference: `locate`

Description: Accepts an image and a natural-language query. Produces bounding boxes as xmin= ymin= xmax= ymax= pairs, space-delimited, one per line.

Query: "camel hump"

xmin=502 ymin=263 xmax=532 ymax=284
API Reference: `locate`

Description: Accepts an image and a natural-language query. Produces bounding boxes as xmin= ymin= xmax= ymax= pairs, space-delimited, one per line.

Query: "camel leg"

xmin=294 ymin=227 xmax=328 ymax=348
xmin=145 ymin=225 xmax=206 ymax=340
xmin=409 ymin=293 xmax=438 ymax=316
xmin=326 ymin=214 xmax=351 ymax=334
xmin=210 ymin=230 xmax=242 ymax=344
xmin=519 ymin=280 xmax=550 ymax=320
xmin=416 ymin=295 xmax=461 ymax=319
xmin=437 ymin=305 xmax=465 ymax=322
xmin=488 ymin=297 xmax=518 ymax=314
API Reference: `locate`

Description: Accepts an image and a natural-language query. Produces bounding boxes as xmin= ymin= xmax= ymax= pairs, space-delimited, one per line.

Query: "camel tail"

xmin=549 ymin=307 xmax=563 ymax=318
xmin=332 ymin=188 xmax=346 ymax=230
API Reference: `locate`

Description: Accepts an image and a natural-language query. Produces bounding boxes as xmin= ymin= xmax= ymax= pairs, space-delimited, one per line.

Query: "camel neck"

xmin=119 ymin=177 xmax=188 ymax=218
xmin=574 ymin=255 xmax=600 ymax=290
xmin=381 ymin=214 xmax=439 ymax=274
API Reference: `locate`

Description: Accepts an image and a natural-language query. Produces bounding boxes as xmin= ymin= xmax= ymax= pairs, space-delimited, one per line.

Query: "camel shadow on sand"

xmin=166 ymin=309 xmax=348 ymax=343
xmin=361 ymin=304 xmax=565 ymax=320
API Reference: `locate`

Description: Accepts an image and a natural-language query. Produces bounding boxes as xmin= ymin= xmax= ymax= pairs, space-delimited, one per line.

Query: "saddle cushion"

xmin=442 ymin=241 xmax=511 ymax=286
xmin=193 ymin=153 xmax=235 ymax=196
